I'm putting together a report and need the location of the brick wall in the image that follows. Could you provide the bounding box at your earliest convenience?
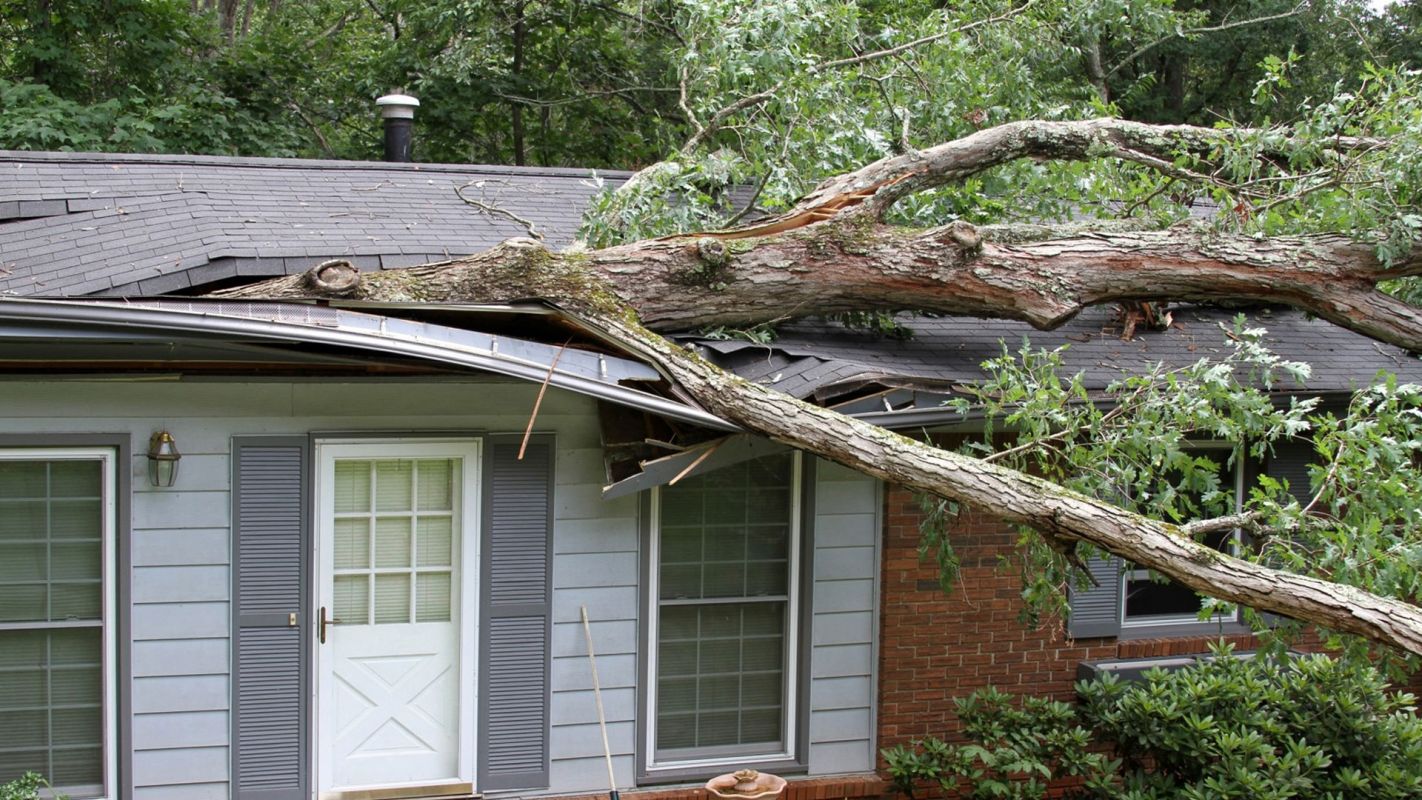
[877,483,1265,752]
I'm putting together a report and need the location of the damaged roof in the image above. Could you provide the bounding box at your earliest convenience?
[686,305,1422,422]
[0,150,623,297]
[3,150,1419,424]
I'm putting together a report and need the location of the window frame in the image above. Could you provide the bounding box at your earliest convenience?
[1119,442,1244,630]
[639,452,812,780]
[0,446,119,800]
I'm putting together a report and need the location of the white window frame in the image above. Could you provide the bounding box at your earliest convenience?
[0,448,118,800]
[643,453,802,773]
[1120,442,1243,629]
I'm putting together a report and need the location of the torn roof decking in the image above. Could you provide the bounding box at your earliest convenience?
[0,151,628,297]
[685,305,1422,424]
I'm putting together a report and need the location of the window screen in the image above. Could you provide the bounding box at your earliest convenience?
[0,458,108,797]
[654,453,795,760]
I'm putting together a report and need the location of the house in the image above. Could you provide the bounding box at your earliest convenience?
[1,150,1418,800]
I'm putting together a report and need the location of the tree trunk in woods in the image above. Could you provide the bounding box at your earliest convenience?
[213,117,1422,656]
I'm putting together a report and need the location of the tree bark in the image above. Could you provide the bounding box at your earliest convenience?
[210,117,1422,655]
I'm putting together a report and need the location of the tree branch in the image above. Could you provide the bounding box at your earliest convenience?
[1104,1,1308,80]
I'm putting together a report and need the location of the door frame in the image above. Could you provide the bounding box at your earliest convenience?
[311,438,482,798]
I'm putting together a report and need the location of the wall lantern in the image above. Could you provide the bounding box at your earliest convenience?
[147,431,181,488]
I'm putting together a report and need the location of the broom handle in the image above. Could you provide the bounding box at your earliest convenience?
[581,605,619,798]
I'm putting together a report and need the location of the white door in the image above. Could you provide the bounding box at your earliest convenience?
[316,441,480,796]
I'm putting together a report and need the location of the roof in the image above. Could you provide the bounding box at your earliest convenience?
[0,150,624,297]
[687,305,1422,425]
[3,150,1419,426]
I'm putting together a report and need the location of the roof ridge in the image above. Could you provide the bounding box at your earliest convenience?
[0,149,636,180]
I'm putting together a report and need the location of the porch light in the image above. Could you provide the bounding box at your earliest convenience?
[147,431,181,487]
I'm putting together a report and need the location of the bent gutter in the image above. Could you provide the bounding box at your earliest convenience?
[0,298,737,432]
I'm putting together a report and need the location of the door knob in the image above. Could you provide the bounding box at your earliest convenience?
[319,606,342,644]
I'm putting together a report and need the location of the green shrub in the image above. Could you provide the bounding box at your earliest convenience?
[882,646,1422,799]
[0,773,60,800]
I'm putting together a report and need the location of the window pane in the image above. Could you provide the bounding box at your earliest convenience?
[374,574,411,624]
[334,519,370,569]
[416,460,453,511]
[374,461,413,512]
[334,461,371,513]
[334,575,369,625]
[1125,577,1205,619]
[374,517,412,568]
[416,517,452,567]
[415,572,451,623]
[0,461,46,497]
[49,461,100,498]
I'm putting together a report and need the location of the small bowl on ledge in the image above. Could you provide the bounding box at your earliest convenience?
[706,769,788,800]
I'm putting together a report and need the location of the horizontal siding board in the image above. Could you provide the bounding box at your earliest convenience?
[809,708,873,743]
[132,565,230,603]
[810,676,872,711]
[549,721,635,759]
[131,746,229,786]
[550,687,635,726]
[552,586,637,623]
[132,602,229,641]
[132,528,228,567]
[808,739,873,774]
[134,489,230,529]
[133,711,229,750]
[812,513,878,548]
[552,551,638,589]
[550,653,636,691]
[133,675,229,714]
[813,479,877,515]
[812,611,874,646]
[552,619,636,657]
[133,782,230,800]
[813,578,875,614]
[549,755,635,793]
[552,517,637,555]
[814,546,876,581]
[133,638,229,677]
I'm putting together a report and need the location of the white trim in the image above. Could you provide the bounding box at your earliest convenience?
[0,447,117,800]
[644,453,802,772]
[312,438,482,796]
[1120,443,1244,628]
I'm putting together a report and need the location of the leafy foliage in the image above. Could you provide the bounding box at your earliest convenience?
[0,773,64,800]
[884,648,1422,799]
[915,318,1422,668]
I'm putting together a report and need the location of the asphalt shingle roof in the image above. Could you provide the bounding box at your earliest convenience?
[691,305,1422,400]
[0,151,625,296]
[3,150,1418,399]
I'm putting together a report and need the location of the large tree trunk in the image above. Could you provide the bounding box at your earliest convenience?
[212,118,1422,655]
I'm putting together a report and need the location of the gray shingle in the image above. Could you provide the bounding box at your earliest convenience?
[0,150,624,296]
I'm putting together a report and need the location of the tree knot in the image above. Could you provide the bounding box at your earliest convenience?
[302,259,361,297]
[696,237,729,267]
[946,220,982,254]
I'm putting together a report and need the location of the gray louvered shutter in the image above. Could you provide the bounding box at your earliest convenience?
[232,437,310,800]
[479,434,553,791]
[1068,555,1122,638]
[1268,439,1315,503]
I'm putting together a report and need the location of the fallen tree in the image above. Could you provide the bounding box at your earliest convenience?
[216,116,1422,656]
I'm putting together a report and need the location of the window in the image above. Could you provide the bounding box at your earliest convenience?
[0,450,116,799]
[646,453,801,770]
[1121,446,1242,627]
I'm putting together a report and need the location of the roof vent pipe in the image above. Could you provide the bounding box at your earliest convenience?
[375,93,420,162]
